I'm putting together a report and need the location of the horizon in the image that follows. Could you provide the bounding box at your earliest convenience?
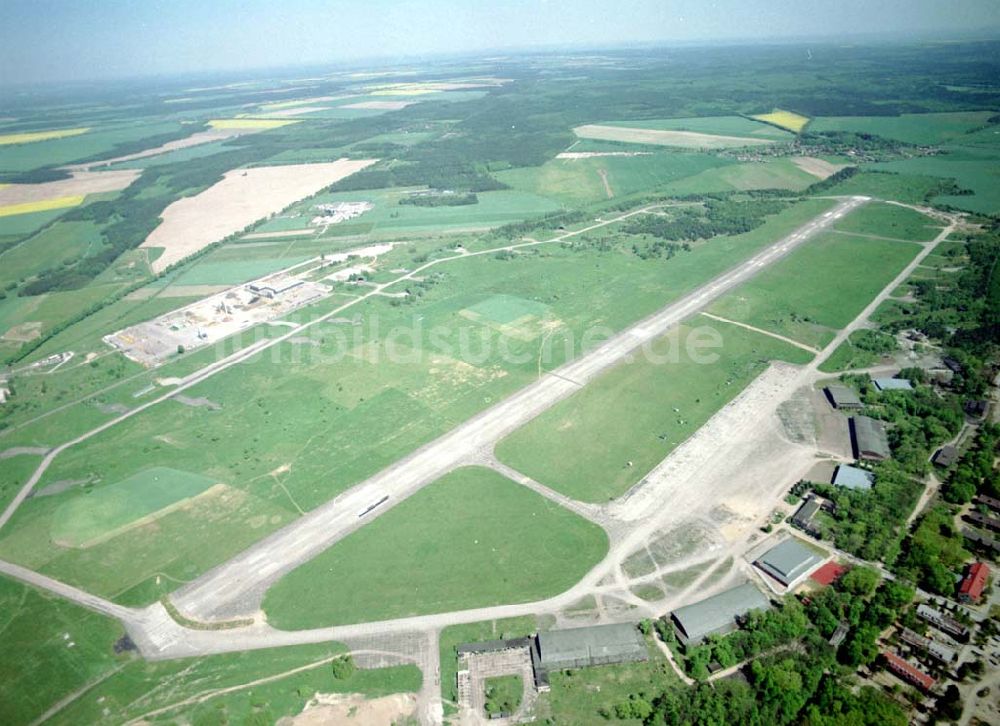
[2,0,999,87]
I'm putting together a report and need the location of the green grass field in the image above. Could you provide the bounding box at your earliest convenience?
[0,199,836,602]
[0,121,187,173]
[496,324,813,503]
[496,152,732,204]
[0,221,103,288]
[0,574,420,726]
[51,467,218,547]
[831,201,942,242]
[813,170,959,205]
[707,230,923,348]
[262,467,608,628]
[817,329,899,373]
[658,158,818,195]
[808,112,994,145]
[873,149,1000,215]
[252,187,562,237]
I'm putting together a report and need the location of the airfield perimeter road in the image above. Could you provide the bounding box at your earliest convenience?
[169,195,869,622]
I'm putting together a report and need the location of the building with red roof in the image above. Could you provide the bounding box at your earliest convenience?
[883,652,936,692]
[958,562,989,603]
[810,562,848,587]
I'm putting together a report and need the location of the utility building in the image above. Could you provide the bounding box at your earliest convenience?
[850,415,890,461]
[670,583,771,644]
[873,378,913,392]
[536,624,647,671]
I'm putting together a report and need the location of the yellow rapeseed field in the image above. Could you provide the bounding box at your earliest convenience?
[0,127,90,145]
[0,195,84,217]
[751,109,810,133]
[207,119,297,130]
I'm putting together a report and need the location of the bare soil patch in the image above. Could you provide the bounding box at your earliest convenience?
[792,156,849,179]
[279,692,417,726]
[342,100,416,111]
[0,170,139,205]
[66,128,251,171]
[140,159,376,272]
[574,124,777,149]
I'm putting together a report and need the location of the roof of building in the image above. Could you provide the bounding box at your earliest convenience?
[874,377,913,391]
[755,537,823,586]
[457,637,531,655]
[792,497,822,525]
[959,562,990,601]
[933,445,959,467]
[916,604,969,636]
[852,415,891,459]
[963,528,1000,552]
[825,385,862,408]
[832,465,875,491]
[537,623,646,667]
[670,583,771,644]
[810,562,848,587]
[975,494,1000,512]
[883,652,936,691]
[967,511,1000,530]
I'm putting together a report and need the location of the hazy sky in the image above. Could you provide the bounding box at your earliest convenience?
[1,0,998,84]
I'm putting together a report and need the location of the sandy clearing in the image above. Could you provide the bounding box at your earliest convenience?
[792,156,849,179]
[574,124,777,149]
[65,129,251,171]
[252,105,332,117]
[556,151,653,159]
[280,692,417,726]
[140,159,377,273]
[0,169,140,205]
[342,100,415,111]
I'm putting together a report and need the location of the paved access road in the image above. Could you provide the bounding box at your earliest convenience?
[169,196,869,622]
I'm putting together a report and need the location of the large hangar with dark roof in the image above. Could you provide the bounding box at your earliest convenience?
[850,415,890,461]
[670,583,771,644]
[537,623,647,671]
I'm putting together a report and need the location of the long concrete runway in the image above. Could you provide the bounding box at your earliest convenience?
[170,195,869,622]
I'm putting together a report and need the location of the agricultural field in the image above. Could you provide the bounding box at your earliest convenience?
[707,228,923,348]
[573,123,779,149]
[262,467,608,628]
[0,127,90,146]
[495,323,812,502]
[808,111,995,145]
[495,152,732,204]
[751,109,810,133]
[657,157,819,195]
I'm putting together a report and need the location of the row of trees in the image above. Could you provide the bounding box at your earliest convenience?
[623,199,788,243]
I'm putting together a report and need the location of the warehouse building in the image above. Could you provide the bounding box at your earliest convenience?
[247,275,304,299]
[873,377,913,392]
[537,623,647,671]
[669,583,771,645]
[850,415,891,461]
[832,464,874,491]
[754,537,824,588]
[824,385,863,410]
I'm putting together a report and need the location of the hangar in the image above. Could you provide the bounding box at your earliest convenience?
[755,537,823,588]
[670,583,771,644]
[850,415,890,461]
[537,623,647,671]
[824,385,862,410]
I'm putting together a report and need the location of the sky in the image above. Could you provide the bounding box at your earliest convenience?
[1,0,998,85]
